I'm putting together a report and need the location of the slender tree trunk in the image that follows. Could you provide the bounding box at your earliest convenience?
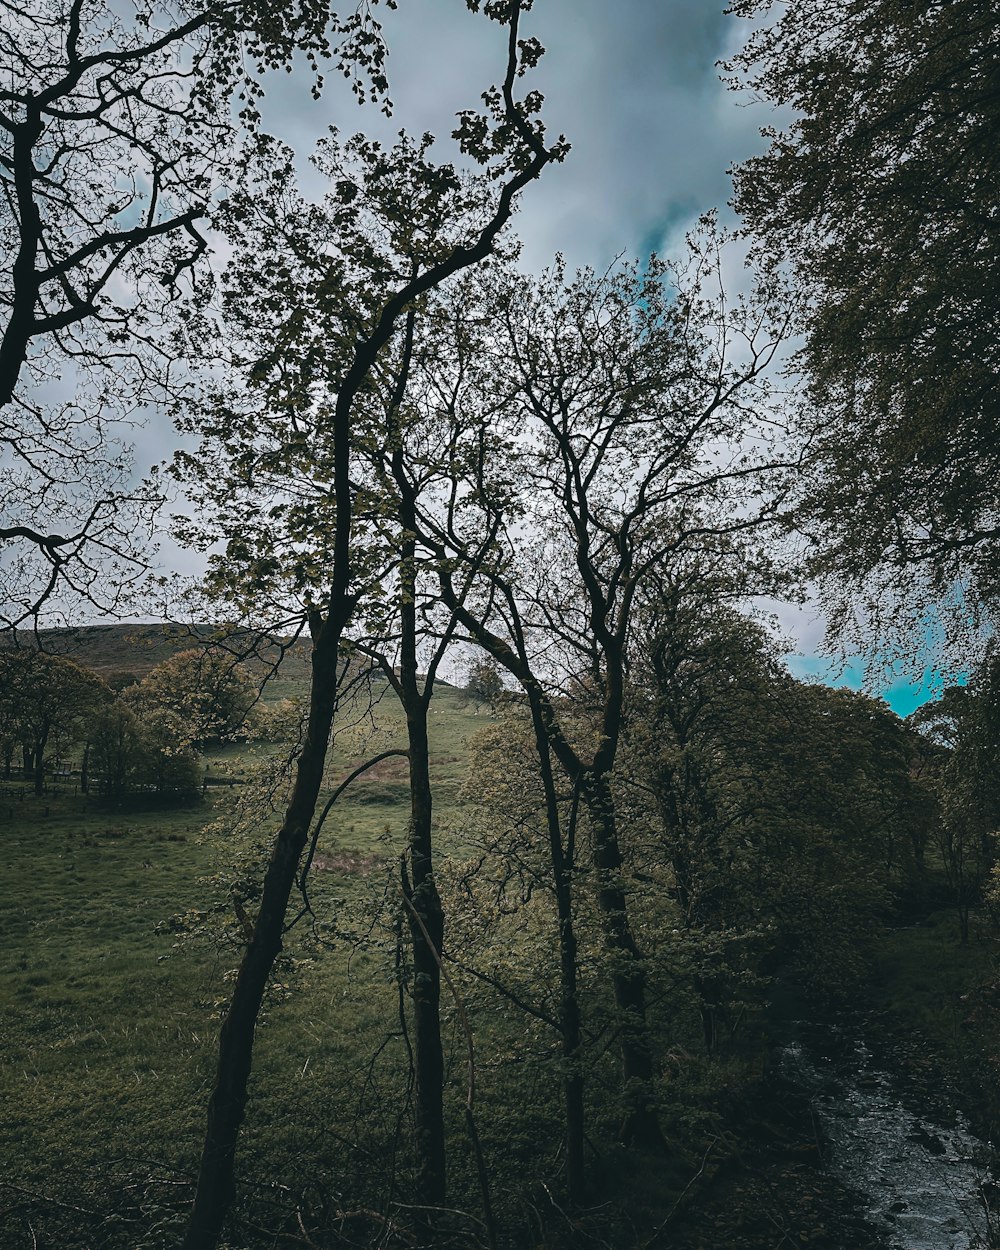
[398,534,447,1210]
[582,770,664,1150]
[958,891,970,945]
[80,741,90,795]
[527,696,584,1201]
[32,741,44,795]
[402,711,446,1207]
[559,922,585,1197]
[436,607,664,1157]
[182,619,343,1250]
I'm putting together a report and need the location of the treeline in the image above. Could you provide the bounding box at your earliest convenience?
[0,647,259,800]
[164,208,998,1245]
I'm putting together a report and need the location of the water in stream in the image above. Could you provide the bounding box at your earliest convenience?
[781,1024,995,1250]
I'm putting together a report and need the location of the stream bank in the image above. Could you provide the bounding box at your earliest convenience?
[663,1067,892,1250]
[665,972,997,1249]
[779,1017,994,1249]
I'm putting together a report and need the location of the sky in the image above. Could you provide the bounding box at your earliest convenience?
[142,0,947,715]
[257,0,764,271]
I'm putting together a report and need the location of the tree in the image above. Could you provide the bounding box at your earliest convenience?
[88,700,142,798]
[350,311,465,1210]
[0,648,110,792]
[171,6,566,1243]
[447,698,589,1202]
[131,706,202,798]
[465,657,505,710]
[407,235,789,1149]
[126,647,256,747]
[0,0,395,625]
[729,0,1000,630]
[912,656,1000,942]
[631,577,926,1015]
[90,697,201,800]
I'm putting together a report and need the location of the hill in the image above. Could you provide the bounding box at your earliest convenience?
[0,622,314,694]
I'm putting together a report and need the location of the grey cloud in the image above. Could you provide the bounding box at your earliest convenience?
[253,0,769,269]
[145,2,835,663]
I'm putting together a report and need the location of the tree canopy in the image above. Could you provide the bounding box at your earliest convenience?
[729,0,1000,630]
[8,4,999,1247]
[0,0,397,626]
[0,647,110,791]
[126,647,257,747]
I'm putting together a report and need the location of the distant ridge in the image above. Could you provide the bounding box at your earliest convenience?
[0,623,312,685]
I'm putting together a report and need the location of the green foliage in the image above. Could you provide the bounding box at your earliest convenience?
[88,698,201,805]
[873,909,1000,1141]
[730,0,1000,622]
[0,630,964,1248]
[915,651,1000,941]
[464,657,505,709]
[0,649,111,787]
[125,647,257,748]
[88,701,144,797]
[629,579,926,1016]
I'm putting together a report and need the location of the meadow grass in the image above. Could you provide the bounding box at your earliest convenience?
[0,679,517,1245]
[0,667,760,1249]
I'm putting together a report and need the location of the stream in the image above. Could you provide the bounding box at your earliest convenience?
[779,1021,995,1249]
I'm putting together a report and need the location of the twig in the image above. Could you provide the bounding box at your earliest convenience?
[640,1136,720,1250]
[293,747,409,919]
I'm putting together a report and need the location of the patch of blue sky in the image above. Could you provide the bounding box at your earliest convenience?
[637,203,698,265]
[785,653,967,718]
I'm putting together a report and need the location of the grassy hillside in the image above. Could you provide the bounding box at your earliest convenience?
[0,635,517,1247]
[0,622,314,690]
[5,627,993,1250]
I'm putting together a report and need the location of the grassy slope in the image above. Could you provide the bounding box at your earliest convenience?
[8,628,995,1246]
[0,642,503,1246]
[0,622,314,687]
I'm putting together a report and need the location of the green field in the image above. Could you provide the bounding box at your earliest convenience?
[4,632,997,1250]
[0,669,519,1249]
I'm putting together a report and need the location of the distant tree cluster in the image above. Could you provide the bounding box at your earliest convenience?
[0,649,107,794]
[0,644,256,801]
[464,658,505,710]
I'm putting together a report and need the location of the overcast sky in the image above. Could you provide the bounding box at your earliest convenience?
[154,0,942,713]
[257,0,764,270]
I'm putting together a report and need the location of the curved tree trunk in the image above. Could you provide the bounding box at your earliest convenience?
[182,619,342,1250]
